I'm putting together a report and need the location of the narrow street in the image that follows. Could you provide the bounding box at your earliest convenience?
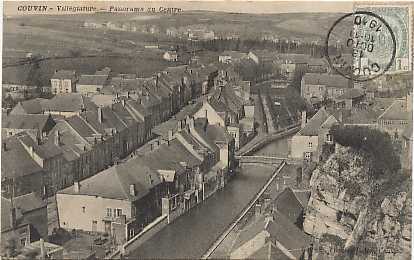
[127,136,294,259]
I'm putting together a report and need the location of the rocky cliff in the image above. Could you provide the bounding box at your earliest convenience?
[303,145,411,259]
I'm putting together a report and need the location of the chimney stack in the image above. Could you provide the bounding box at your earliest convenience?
[3,142,7,151]
[10,207,17,228]
[129,184,136,196]
[74,181,80,193]
[54,130,60,146]
[98,107,103,124]
[127,91,130,99]
[301,111,307,128]
[168,130,174,141]
[121,99,126,107]
[40,238,46,260]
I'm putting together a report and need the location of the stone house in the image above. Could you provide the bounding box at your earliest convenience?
[290,108,339,162]
[56,160,162,245]
[50,70,77,94]
[301,73,353,106]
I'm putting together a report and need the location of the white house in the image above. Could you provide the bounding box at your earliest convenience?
[290,108,339,161]
[163,51,178,62]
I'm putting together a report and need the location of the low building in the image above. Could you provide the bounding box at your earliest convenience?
[50,70,77,95]
[334,88,366,109]
[76,74,108,95]
[42,93,97,118]
[56,159,162,245]
[163,51,178,62]
[1,193,48,258]
[377,98,411,139]
[230,210,312,260]
[218,51,248,64]
[290,108,339,162]
[2,113,56,138]
[301,73,353,105]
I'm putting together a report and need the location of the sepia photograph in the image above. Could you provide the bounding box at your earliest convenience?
[1,1,412,259]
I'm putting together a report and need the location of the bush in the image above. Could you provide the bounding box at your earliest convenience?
[330,125,401,177]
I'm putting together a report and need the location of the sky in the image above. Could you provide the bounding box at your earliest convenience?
[3,1,355,16]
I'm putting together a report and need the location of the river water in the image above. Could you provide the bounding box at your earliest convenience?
[127,136,293,259]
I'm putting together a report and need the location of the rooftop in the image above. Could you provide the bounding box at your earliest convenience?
[43,93,97,112]
[59,158,161,201]
[52,70,76,80]
[298,108,331,136]
[2,113,54,130]
[303,73,351,89]
[378,99,411,121]
[77,74,108,86]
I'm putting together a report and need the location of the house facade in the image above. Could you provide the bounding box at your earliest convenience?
[50,70,77,94]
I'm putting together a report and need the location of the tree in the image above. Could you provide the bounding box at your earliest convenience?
[330,125,401,176]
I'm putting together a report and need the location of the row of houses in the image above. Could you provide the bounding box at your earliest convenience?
[218,50,328,80]
[55,113,235,245]
[290,93,412,170]
[1,60,257,254]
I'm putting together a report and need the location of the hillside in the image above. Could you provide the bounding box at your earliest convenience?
[303,145,411,259]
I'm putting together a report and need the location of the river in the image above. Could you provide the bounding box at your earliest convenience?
[127,136,293,259]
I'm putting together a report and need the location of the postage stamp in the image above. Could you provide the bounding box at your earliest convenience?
[325,4,411,82]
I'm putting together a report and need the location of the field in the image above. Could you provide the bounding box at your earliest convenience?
[3,11,347,85]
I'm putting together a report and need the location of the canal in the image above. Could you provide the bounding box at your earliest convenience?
[127,135,293,259]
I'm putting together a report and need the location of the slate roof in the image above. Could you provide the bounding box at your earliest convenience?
[298,108,331,136]
[1,135,45,179]
[17,133,63,159]
[77,74,107,86]
[273,187,304,224]
[211,85,244,114]
[335,88,365,100]
[13,98,48,114]
[205,124,232,144]
[59,158,161,201]
[378,99,411,121]
[343,108,380,125]
[293,190,311,209]
[140,139,202,170]
[43,94,97,112]
[2,113,53,131]
[52,70,76,80]
[266,211,312,259]
[303,73,351,89]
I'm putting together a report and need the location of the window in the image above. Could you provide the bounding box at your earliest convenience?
[116,208,122,217]
[305,152,311,159]
[106,208,112,217]
[308,142,313,148]
[82,206,86,213]
[20,238,26,246]
[326,134,333,142]
[129,229,135,238]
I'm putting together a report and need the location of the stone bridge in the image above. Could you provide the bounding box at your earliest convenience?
[236,155,286,166]
[236,123,301,157]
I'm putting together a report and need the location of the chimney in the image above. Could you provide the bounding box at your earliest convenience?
[156,74,159,89]
[74,181,80,193]
[188,117,195,130]
[3,142,7,151]
[98,107,103,124]
[40,238,46,259]
[54,130,60,146]
[129,184,136,196]
[168,130,174,141]
[127,91,130,99]
[301,111,307,128]
[138,98,142,105]
[121,99,126,107]
[10,207,17,228]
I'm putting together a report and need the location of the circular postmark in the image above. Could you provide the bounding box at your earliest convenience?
[325,11,396,82]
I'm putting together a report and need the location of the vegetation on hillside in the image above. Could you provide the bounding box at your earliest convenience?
[330,125,401,177]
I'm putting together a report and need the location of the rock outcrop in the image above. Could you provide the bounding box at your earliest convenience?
[303,145,411,259]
